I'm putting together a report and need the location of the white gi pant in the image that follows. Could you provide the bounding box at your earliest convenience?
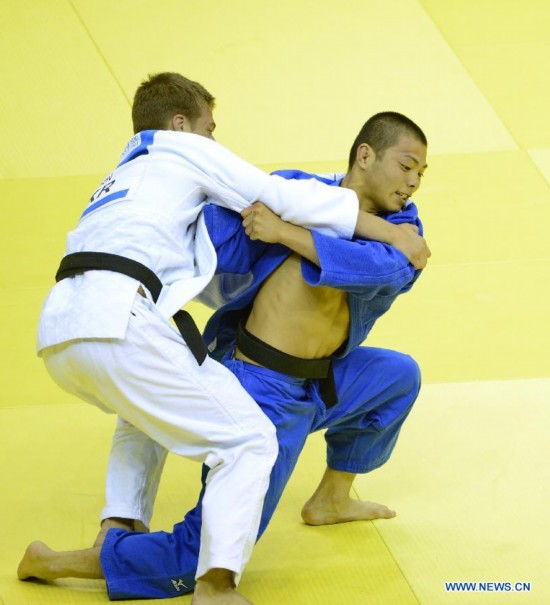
[42,292,278,582]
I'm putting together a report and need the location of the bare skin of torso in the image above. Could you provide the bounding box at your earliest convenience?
[235,252,349,363]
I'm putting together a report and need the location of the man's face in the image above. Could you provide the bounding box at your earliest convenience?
[362,135,427,214]
[184,104,216,140]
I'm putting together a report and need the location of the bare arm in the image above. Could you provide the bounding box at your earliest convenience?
[241,202,319,265]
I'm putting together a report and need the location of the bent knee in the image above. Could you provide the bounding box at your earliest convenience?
[382,352,421,402]
[400,354,421,392]
[239,414,278,463]
[255,417,278,463]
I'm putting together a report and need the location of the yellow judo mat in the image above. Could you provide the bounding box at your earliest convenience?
[1,0,549,603]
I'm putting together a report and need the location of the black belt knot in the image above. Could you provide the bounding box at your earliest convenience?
[56,252,207,365]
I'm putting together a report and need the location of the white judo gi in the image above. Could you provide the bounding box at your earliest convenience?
[37,130,359,582]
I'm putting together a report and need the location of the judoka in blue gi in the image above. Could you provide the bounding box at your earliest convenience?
[18,111,430,602]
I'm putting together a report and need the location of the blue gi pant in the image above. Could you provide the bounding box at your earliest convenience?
[101,346,420,600]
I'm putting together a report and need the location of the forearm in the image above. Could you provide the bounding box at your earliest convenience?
[354,211,399,244]
[277,223,320,266]
[257,174,358,239]
[303,232,416,294]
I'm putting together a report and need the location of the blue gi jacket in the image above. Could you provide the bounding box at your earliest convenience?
[201,169,423,362]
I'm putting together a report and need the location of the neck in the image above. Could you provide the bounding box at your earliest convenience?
[341,172,376,214]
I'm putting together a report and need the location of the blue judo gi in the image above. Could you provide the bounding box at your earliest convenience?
[100,170,424,600]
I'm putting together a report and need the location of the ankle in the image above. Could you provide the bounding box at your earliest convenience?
[197,568,235,592]
[101,517,135,531]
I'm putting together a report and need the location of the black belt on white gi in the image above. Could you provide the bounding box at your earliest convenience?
[236,321,338,408]
[55,252,207,365]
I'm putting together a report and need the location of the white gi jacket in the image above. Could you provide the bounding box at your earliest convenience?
[37,130,359,352]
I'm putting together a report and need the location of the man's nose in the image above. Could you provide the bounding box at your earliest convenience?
[408,173,420,190]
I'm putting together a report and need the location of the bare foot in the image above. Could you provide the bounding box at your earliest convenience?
[18,541,103,581]
[301,495,396,526]
[192,569,252,605]
[93,517,137,547]
[18,541,57,580]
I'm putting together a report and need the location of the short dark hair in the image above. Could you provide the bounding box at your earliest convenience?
[347,112,427,170]
[131,72,215,134]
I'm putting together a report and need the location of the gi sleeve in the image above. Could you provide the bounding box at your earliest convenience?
[169,133,359,239]
[301,230,421,299]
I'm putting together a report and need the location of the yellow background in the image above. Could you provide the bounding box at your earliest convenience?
[1,1,549,603]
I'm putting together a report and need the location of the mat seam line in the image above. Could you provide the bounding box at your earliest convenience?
[67,0,132,107]
[351,485,421,603]
[371,518,422,605]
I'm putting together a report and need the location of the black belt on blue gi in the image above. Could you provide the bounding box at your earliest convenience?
[55,251,207,365]
[236,320,338,408]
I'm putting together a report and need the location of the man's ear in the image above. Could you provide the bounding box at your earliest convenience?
[356,143,372,169]
[169,113,188,132]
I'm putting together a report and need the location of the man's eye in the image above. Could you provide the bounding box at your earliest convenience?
[400,164,411,171]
